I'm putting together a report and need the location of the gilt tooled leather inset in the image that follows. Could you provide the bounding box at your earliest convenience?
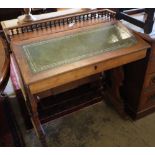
[22,24,137,73]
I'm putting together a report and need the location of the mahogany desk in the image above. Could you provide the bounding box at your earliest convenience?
[1,9,150,146]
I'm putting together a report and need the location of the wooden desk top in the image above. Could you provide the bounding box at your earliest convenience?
[13,23,137,74]
[10,20,150,94]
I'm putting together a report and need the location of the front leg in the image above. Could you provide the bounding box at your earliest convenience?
[26,86,47,146]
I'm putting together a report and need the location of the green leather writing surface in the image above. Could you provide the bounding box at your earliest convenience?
[22,24,137,73]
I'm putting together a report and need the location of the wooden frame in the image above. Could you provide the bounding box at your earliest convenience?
[11,21,149,95]
[3,9,150,146]
[0,34,10,94]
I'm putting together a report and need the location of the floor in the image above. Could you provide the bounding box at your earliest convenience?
[5,79,155,147]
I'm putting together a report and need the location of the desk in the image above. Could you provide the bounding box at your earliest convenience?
[1,9,150,146]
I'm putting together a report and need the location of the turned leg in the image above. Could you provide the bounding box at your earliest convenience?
[26,86,47,146]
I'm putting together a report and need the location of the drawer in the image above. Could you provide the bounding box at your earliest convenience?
[144,73,155,88]
[139,89,155,111]
[147,58,155,74]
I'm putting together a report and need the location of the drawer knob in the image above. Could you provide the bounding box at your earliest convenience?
[94,65,97,70]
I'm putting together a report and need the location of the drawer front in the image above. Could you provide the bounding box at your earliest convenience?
[147,58,155,74]
[139,89,155,111]
[144,73,155,88]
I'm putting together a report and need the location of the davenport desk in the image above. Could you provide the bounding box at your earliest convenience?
[1,9,150,146]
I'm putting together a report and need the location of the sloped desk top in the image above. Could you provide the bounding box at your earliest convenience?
[22,24,137,73]
[11,21,150,94]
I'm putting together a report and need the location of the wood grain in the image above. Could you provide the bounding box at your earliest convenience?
[120,12,155,119]
[0,36,10,93]
[11,21,150,94]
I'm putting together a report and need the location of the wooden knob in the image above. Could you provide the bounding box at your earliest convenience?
[94,65,97,70]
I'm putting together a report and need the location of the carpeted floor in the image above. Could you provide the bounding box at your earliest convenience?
[5,79,155,147]
[10,98,155,147]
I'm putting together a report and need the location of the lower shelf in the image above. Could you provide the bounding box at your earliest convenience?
[38,82,102,123]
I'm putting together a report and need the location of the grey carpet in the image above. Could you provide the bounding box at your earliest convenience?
[10,98,155,147]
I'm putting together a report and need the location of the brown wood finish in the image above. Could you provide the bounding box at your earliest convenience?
[119,12,155,119]
[26,86,47,146]
[38,81,102,123]
[0,36,10,93]
[147,58,155,74]
[29,48,147,94]
[2,10,150,145]
[37,74,101,98]
[11,21,149,94]
[103,66,127,117]
[3,9,115,42]
[139,88,155,110]
[144,73,155,89]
